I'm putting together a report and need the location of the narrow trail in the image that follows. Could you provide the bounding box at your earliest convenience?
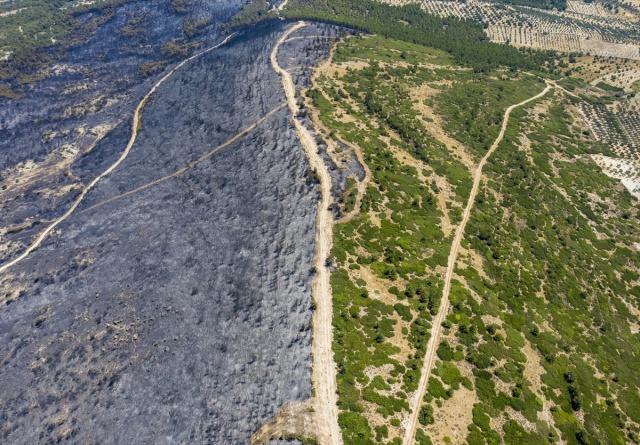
[271,0,288,12]
[544,78,581,100]
[306,39,372,225]
[0,34,236,275]
[79,104,284,215]
[271,22,342,445]
[402,82,553,445]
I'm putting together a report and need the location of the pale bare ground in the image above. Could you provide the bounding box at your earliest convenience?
[456,246,490,282]
[0,123,114,199]
[521,339,565,442]
[423,326,478,444]
[0,33,236,275]
[326,60,370,77]
[408,83,475,173]
[269,22,342,445]
[0,137,101,261]
[251,399,318,444]
[580,38,640,60]
[425,385,478,444]
[0,7,24,17]
[402,82,554,445]
[590,154,640,199]
[619,295,640,334]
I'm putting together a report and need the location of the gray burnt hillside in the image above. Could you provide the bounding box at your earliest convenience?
[0,7,343,443]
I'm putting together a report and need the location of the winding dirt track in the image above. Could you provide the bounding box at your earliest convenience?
[402,82,553,445]
[271,22,342,445]
[307,39,372,225]
[79,104,284,215]
[0,34,236,275]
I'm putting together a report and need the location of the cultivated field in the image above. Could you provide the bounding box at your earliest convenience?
[386,0,640,59]
[579,98,640,160]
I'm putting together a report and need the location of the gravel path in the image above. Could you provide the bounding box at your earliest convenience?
[402,82,554,445]
[271,22,343,445]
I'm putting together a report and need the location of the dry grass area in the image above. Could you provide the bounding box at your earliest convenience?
[251,399,318,444]
[424,384,478,444]
[567,55,640,83]
[456,247,490,282]
[591,65,640,90]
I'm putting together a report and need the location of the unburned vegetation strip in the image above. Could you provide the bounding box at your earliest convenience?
[309,30,640,445]
[438,90,640,444]
[313,36,468,445]
[307,34,561,445]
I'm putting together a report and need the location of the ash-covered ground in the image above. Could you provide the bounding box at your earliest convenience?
[0,18,344,444]
[275,27,363,219]
[0,0,242,260]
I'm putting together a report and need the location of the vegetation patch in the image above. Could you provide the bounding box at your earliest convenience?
[283,0,558,72]
[307,25,640,445]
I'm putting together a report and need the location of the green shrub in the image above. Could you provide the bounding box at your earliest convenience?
[418,404,435,426]
[472,404,491,432]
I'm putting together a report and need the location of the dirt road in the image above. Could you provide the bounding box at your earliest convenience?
[402,82,553,445]
[0,34,236,275]
[271,22,343,445]
[80,104,284,214]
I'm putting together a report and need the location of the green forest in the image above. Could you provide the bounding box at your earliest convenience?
[282,0,559,72]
